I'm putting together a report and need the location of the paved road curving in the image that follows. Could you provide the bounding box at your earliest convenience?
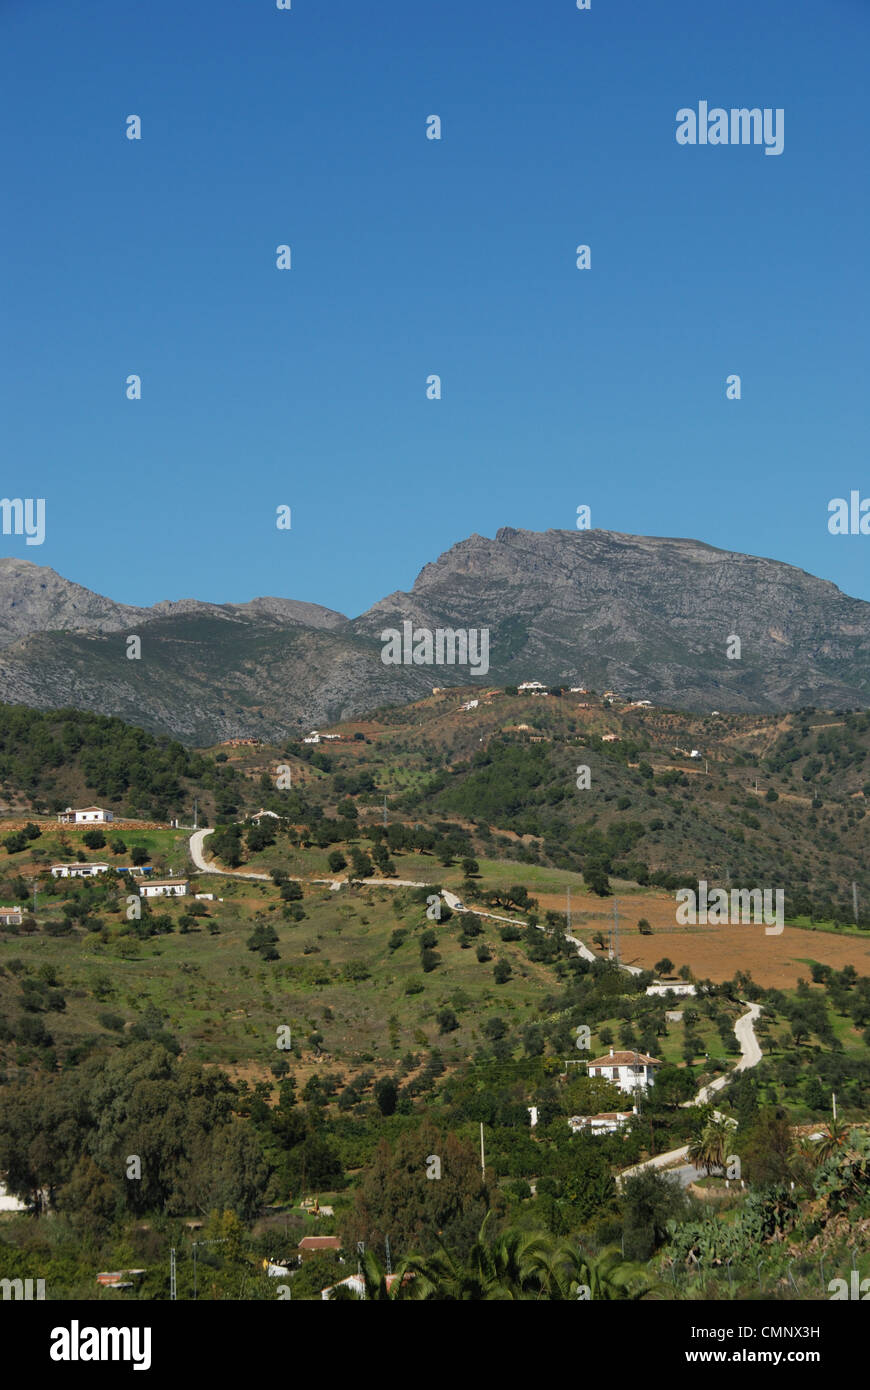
[617,1001,763,1185]
[187,828,764,1163]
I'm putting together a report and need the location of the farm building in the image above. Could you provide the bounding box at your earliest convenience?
[57,806,114,824]
[139,879,189,898]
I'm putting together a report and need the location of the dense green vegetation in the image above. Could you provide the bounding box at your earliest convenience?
[0,697,868,1300]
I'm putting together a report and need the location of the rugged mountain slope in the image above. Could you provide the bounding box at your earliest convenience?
[0,530,867,742]
[355,528,870,712]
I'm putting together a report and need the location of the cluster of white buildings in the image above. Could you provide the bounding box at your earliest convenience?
[566,1050,661,1138]
[48,863,190,898]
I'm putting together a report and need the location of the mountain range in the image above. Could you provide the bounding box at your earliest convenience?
[0,528,867,744]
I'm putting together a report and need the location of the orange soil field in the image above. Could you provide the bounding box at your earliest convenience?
[532,889,870,989]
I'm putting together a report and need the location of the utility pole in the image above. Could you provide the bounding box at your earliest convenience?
[385,1235,392,1277]
[833,1091,837,1122]
[193,797,198,831]
[383,796,388,828]
[170,1247,176,1302]
[192,1238,228,1300]
[612,899,620,966]
[480,1122,486,1180]
[853,882,859,926]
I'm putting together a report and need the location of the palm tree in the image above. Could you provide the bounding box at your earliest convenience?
[688,1115,732,1176]
[551,1244,658,1301]
[399,1213,558,1300]
[812,1118,848,1165]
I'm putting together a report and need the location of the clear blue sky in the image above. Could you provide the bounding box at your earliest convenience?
[1,0,868,615]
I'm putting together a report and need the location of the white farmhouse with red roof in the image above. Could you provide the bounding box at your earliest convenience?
[586,1047,661,1094]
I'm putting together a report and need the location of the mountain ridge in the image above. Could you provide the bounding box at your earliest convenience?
[0,529,867,742]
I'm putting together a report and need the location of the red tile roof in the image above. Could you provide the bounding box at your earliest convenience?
[587,1051,661,1067]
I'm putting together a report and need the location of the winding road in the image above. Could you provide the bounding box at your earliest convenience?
[188,828,764,1179]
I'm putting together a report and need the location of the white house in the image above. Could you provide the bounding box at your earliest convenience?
[51,863,110,878]
[57,806,114,824]
[461,699,479,711]
[586,1048,661,1094]
[139,879,189,898]
[569,1110,635,1136]
[646,983,696,998]
[518,681,547,692]
[250,809,280,824]
[689,749,701,759]
[0,905,23,926]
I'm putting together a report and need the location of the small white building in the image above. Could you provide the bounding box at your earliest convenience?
[518,681,547,692]
[302,732,321,744]
[587,1048,661,1094]
[0,905,23,926]
[646,983,696,998]
[57,806,114,824]
[250,809,280,824]
[139,878,189,898]
[51,863,110,878]
[461,699,479,711]
[569,1110,635,1136]
[689,749,701,759]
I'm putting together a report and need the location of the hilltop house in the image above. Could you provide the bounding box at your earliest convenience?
[251,809,280,824]
[302,732,321,744]
[139,878,189,899]
[518,681,547,692]
[646,983,697,998]
[586,1048,661,1094]
[57,806,113,824]
[461,699,479,711]
[0,906,23,926]
[51,863,110,878]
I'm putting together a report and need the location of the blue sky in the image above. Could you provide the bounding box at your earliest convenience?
[1,0,868,616]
